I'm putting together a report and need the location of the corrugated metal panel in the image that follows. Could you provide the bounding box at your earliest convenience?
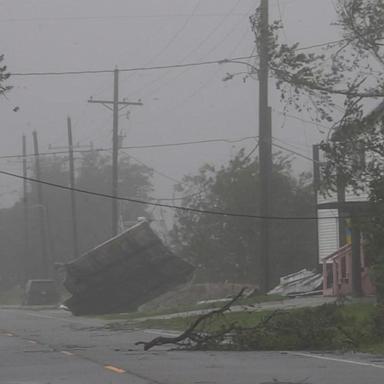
[63,220,194,315]
[318,209,339,262]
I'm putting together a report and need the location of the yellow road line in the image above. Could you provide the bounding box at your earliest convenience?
[104,365,126,374]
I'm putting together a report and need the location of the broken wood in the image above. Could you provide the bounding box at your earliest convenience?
[135,287,247,351]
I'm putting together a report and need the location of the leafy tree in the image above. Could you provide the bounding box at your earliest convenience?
[249,0,384,300]
[170,150,317,285]
[0,151,153,286]
[0,54,11,96]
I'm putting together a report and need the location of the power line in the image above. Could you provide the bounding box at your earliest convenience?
[273,136,311,151]
[127,0,247,99]
[271,141,317,163]
[138,0,203,72]
[0,136,257,161]
[149,25,254,116]
[243,142,259,162]
[0,169,373,221]
[8,38,344,78]
[9,55,257,77]
[272,108,329,130]
[295,39,345,51]
[124,152,181,185]
[0,13,251,23]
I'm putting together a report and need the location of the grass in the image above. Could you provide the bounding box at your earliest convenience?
[124,301,384,355]
[360,342,384,354]
[136,302,375,332]
[134,309,269,332]
[92,293,286,322]
[0,286,24,305]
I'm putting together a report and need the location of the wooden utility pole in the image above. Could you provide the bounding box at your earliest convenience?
[351,220,362,296]
[88,68,143,236]
[312,144,321,270]
[337,171,347,247]
[258,0,272,292]
[67,117,79,260]
[22,134,28,282]
[112,68,120,238]
[32,131,49,277]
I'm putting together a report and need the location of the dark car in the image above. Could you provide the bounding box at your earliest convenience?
[24,279,60,305]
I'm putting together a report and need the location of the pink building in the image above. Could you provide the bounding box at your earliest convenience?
[315,102,384,298]
[322,243,376,297]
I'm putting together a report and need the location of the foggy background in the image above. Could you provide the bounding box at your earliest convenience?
[0,0,338,208]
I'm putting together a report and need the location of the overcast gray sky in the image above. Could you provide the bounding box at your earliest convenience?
[0,0,339,207]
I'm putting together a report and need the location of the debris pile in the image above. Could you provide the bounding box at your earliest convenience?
[63,220,194,315]
[268,269,323,297]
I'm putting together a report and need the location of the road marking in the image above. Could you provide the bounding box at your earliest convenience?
[104,365,126,374]
[289,352,384,369]
[3,332,14,337]
[27,340,37,344]
[61,350,74,356]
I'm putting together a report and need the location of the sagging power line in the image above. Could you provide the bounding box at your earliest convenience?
[0,169,377,222]
[0,136,258,160]
[8,39,346,78]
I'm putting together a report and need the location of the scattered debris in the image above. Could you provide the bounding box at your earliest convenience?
[135,288,247,351]
[268,269,323,297]
[196,298,231,306]
[63,220,194,315]
[136,296,362,352]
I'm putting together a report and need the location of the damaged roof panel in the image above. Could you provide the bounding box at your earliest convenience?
[268,269,323,297]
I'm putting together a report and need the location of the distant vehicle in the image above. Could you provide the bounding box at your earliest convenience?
[24,279,60,305]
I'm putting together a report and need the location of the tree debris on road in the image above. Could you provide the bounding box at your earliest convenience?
[135,288,247,351]
[136,289,383,352]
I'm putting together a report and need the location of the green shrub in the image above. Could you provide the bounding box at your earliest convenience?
[230,304,363,351]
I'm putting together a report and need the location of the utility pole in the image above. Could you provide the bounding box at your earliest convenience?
[88,67,143,236]
[351,219,362,296]
[258,0,272,292]
[48,124,92,260]
[312,144,321,270]
[32,131,49,277]
[67,117,80,260]
[337,171,347,247]
[22,134,28,283]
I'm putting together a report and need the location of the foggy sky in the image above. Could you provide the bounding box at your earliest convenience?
[0,0,338,208]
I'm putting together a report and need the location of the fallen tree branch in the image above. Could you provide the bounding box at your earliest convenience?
[135,287,247,351]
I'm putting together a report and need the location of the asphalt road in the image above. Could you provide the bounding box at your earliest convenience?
[1,308,384,384]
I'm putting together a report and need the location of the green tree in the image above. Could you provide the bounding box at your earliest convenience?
[0,151,153,285]
[0,54,11,96]
[171,150,317,285]
[249,0,384,300]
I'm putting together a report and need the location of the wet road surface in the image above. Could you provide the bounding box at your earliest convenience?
[1,308,383,384]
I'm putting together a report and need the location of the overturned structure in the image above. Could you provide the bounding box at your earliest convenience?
[63,220,194,315]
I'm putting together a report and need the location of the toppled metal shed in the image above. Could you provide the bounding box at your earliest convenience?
[63,220,194,315]
[268,269,323,297]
